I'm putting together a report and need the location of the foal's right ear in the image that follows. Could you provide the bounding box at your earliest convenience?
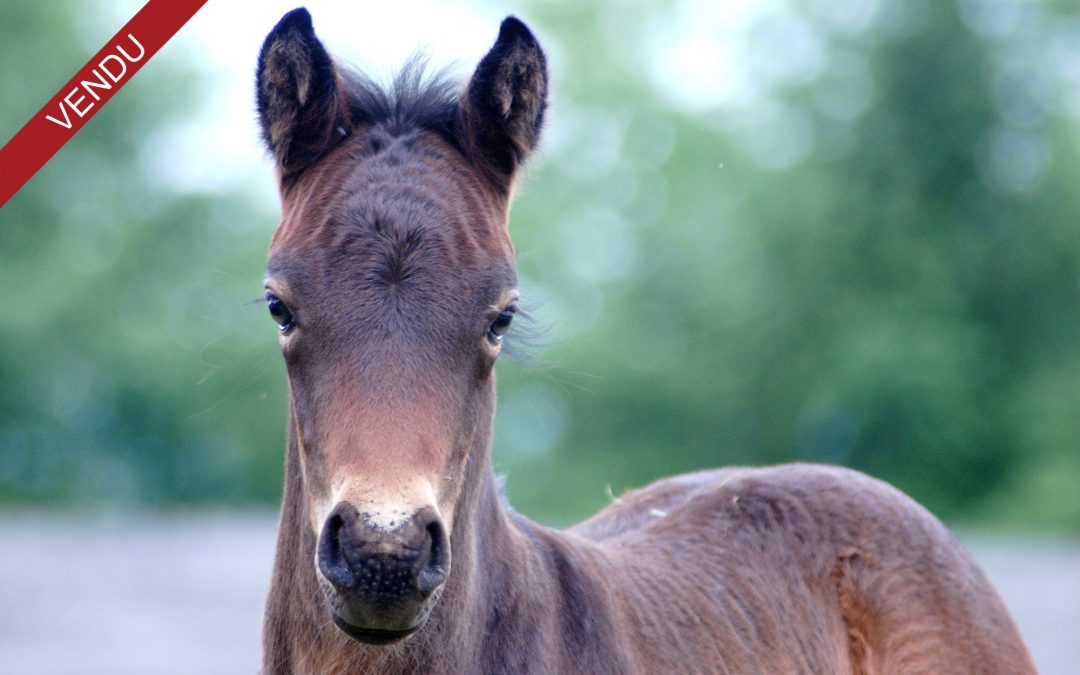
[461,17,548,190]
[256,8,352,178]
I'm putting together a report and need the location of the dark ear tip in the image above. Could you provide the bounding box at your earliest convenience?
[498,16,538,45]
[257,7,318,83]
[273,7,314,36]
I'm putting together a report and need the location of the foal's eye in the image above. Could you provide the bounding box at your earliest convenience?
[487,306,516,345]
[266,293,296,334]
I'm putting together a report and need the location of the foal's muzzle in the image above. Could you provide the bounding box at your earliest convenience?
[316,501,449,644]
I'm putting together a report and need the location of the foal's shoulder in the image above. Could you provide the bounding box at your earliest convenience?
[564,465,1032,673]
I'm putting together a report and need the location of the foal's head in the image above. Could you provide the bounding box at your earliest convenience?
[256,9,546,643]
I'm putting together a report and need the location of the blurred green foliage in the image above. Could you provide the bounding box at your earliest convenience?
[0,0,284,505]
[1,0,1077,531]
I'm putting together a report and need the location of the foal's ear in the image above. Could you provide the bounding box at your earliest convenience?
[461,17,548,187]
[256,8,351,177]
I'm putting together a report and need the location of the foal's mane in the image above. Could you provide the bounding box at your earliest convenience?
[340,56,463,144]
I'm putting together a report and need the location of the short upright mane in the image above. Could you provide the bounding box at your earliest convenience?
[341,57,462,144]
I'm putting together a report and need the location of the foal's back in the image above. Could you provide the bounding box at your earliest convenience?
[567,464,1035,674]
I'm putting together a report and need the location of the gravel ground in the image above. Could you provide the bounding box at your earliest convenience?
[0,511,1076,674]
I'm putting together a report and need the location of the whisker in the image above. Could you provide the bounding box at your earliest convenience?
[188,358,275,419]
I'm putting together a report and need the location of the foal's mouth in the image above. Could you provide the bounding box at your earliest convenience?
[331,611,423,645]
[317,566,444,645]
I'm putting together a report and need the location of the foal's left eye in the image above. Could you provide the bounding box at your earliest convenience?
[266,293,296,334]
[487,306,516,345]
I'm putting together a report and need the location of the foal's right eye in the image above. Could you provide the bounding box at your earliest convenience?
[266,293,296,334]
[487,306,516,345]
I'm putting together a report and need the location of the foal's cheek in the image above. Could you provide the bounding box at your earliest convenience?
[472,346,499,381]
[285,374,326,461]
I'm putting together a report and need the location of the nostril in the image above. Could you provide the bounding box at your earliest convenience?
[426,521,444,567]
[417,520,448,597]
[318,513,355,590]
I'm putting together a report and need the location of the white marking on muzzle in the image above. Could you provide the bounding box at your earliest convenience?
[363,508,413,532]
[331,477,440,534]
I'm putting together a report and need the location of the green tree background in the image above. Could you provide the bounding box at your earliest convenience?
[1,0,1077,531]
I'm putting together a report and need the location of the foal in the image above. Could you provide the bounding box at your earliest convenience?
[255,9,1034,674]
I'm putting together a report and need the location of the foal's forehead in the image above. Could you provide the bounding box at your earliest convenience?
[277,131,507,246]
[268,129,516,303]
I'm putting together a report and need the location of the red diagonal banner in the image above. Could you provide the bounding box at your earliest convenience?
[0,0,208,209]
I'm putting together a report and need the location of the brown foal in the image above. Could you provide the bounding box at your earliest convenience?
[255,9,1035,674]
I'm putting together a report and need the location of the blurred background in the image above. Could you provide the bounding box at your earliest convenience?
[1,0,1077,672]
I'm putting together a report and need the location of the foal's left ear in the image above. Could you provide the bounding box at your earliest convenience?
[256,8,352,178]
[461,17,548,188]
